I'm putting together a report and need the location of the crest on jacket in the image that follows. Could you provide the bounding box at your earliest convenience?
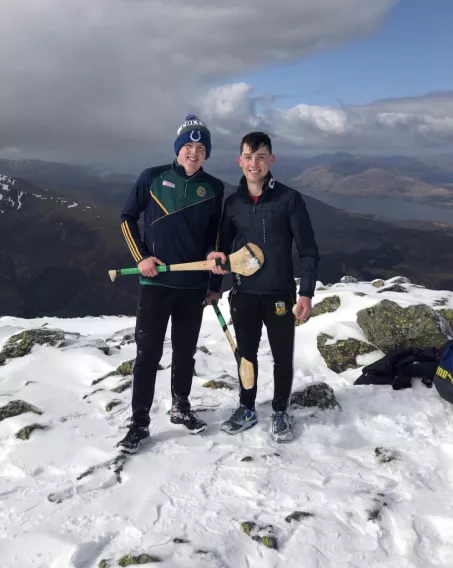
[275,301,287,316]
[196,186,206,197]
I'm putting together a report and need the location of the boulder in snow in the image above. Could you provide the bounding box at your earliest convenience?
[290,381,340,410]
[241,522,278,550]
[285,511,314,523]
[317,334,377,374]
[357,300,452,353]
[202,380,232,390]
[15,423,48,440]
[377,283,408,293]
[0,329,65,365]
[439,308,453,329]
[0,400,43,422]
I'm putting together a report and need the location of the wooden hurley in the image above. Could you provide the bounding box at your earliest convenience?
[211,301,254,390]
[108,243,264,282]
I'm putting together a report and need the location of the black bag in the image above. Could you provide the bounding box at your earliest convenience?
[433,339,453,404]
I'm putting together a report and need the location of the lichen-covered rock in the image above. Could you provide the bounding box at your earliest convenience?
[434,297,450,307]
[0,329,65,365]
[357,300,451,353]
[106,399,122,412]
[296,295,341,327]
[0,400,43,422]
[111,380,132,394]
[290,382,340,410]
[15,423,48,440]
[241,456,254,462]
[371,279,385,288]
[241,522,278,550]
[317,334,377,373]
[202,380,232,390]
[98,560,113,568]
[117,359,135,376]
[312,295,341,317]
[118,553,161,566]
[377,283,408,293]
[92,359,142,386]
[173,538,190,544]
[355,292,367,297]
[375,447,399,464]
[197,346,210,355]
[439,308,453,329]
[340,276,358,284]
[285,511,314,523]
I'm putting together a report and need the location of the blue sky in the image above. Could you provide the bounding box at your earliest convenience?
[236,0,453,108]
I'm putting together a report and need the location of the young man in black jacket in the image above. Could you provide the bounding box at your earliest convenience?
[117,114,224,453]
[209,132,319,442]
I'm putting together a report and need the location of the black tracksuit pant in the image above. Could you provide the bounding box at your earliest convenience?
[131,285,206,427]
[230,291,295,412]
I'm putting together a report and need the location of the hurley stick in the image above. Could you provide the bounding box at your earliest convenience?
[211,301,254,390]
[109,242,264,282]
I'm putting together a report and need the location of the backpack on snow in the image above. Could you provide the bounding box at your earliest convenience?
[433,339,453,404]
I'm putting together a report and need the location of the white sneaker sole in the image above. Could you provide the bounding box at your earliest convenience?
[117,435,151,454]
[220,419,258,435]
[184,423,207,434]
[271,431,294,443]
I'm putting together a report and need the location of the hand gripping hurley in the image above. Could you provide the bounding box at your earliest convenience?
[108,243,264,282]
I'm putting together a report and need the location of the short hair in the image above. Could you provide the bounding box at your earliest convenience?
[240,132,272,154]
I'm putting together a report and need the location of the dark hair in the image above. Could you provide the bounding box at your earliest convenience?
[240,132,272,154]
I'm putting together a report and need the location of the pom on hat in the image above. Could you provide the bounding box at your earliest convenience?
[174,114,212,159]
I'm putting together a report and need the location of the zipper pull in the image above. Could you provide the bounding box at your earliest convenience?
[253,204,256,213]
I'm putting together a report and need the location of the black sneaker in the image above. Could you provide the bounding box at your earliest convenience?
[170,399,207,434]
[116,425,151,454]
[270,410,294,443]
[220,404,258,435]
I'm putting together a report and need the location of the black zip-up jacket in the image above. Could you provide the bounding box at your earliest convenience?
[120,161,224,291]
[218,173,319,297]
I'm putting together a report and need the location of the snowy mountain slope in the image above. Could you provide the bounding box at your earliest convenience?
[1,281,453,567]
[0,173,93,215]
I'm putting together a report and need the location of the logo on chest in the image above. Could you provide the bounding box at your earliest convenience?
[162,180,176,188]
[196,186,206,197]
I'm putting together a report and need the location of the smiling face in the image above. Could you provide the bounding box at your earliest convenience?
[177,142,207,176]
[238,143,275,185]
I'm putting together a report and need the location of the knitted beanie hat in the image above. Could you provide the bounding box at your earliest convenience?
[174,114,212,159]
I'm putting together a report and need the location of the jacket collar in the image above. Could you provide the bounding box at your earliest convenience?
[237,171,276,200]
[171,159,204,179]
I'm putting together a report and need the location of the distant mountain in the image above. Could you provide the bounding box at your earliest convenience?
[0,174,137,318]
[1,170,453,318]
[291,165,453,206]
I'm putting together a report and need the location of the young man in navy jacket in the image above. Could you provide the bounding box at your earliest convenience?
[117,115,224,453]
[209,132,319,442]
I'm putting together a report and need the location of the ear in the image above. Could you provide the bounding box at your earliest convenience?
[237,155,242,168]
[270,154,275,164]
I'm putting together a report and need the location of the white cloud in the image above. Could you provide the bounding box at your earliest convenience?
[0,0,398,167]
[201,86,453,156]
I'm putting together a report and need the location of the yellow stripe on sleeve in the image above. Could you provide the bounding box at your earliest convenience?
[121,221,142,262]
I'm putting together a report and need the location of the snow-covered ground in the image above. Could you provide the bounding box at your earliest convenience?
[1,281,453,568]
